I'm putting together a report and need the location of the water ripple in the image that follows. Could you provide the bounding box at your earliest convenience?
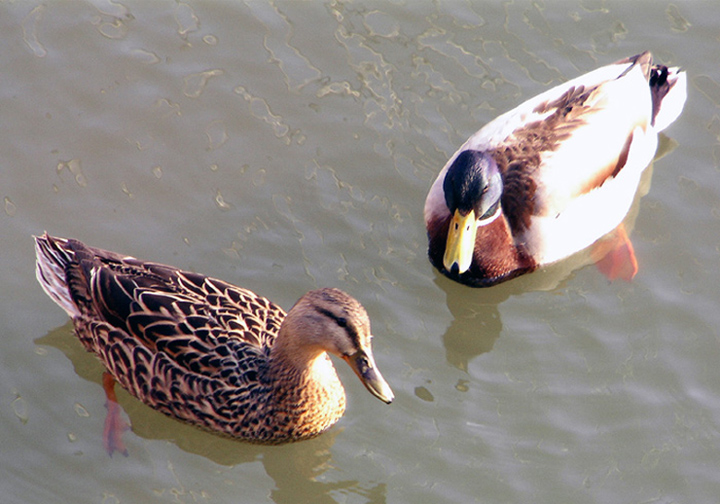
[244,1,321,91]
[4,197,17,217]
[21,5,47,57]
[89,0,132,40]
[205,120,228,150]
[11,391,28,424]
[666,4,691,32]
[694,75,720,108]
[182,69,224,98]
[175,2,199,38]
[234,86,291,142]
[56,159,88,187]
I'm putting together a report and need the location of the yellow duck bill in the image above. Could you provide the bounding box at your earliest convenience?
[443,209,477,275]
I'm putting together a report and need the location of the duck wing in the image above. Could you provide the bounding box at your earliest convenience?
[35,234,284,426]
[476,53,679,266]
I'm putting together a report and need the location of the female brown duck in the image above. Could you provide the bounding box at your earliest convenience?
[35,233,393,453]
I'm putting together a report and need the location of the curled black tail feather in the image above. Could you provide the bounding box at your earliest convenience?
[649,64,672,127]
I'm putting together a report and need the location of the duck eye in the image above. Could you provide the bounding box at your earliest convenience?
[336,317,347,328]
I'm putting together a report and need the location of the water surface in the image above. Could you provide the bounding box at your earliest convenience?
[1,1,719,503]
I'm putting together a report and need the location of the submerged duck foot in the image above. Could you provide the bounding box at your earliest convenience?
[102,372,130,457]
[593,224,638,282]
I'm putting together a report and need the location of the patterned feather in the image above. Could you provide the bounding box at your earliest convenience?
[34,233,393,445]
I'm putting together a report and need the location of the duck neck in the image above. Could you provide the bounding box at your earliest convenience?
[470,213,533,283]
[429,211,532,286]
[265,332,347,439]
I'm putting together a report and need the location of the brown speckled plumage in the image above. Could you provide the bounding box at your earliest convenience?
[34,234,393,444]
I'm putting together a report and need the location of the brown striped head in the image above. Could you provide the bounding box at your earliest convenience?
[278,288,394,404]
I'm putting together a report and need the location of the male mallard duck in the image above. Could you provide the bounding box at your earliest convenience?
[34,234,393,453]
[425,51,687,287]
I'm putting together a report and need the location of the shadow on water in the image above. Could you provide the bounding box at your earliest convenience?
[433,134,678,370]
[29,133,675,501]
[35,325,386,504]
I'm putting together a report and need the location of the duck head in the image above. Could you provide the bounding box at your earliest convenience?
[442,150,503,275]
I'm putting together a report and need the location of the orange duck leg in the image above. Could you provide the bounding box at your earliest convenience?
[593,223,639,282]
[102,372,130,457]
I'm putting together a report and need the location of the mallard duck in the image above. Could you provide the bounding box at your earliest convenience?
[425,51,687,287]
[34,233,393,453]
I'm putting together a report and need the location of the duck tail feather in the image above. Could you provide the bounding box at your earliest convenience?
[34,233,82,318]
[649,64,687,132]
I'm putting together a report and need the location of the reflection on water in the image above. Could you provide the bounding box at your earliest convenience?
[20,5,47,58]
[35,324,386,503]
[434,134,679,369]
[3,0,717,502]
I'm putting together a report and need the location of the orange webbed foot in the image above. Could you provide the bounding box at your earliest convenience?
[102,372,130,457]
[593,223,638,282]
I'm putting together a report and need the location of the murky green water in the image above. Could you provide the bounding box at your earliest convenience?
[2,1,719,502]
